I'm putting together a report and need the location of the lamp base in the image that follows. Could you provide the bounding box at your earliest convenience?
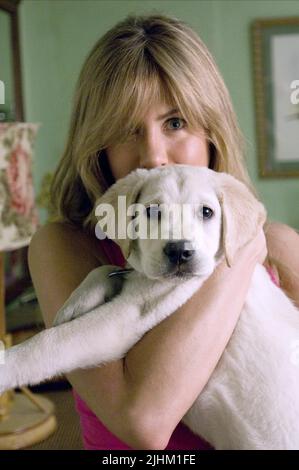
[0,390,57,449]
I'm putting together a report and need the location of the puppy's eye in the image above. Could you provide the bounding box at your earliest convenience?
[146,205,162,220]
[202,206,214,219]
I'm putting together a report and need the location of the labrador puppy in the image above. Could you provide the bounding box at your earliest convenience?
[1,165,299,449]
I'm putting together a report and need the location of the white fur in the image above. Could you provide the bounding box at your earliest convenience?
[0,165,298,449]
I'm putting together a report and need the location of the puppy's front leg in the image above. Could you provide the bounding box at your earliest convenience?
[0,276,201,393]
[53,265,125,326]
[0,296,143,393]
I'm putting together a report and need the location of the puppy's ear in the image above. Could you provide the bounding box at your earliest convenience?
[215,173,267,267]
[94,169,149,259]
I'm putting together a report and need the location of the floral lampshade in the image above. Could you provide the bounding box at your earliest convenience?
[0,123,40,251]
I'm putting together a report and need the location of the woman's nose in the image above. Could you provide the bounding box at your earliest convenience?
[138,132,169,169]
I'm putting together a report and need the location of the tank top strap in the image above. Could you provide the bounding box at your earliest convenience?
[265,265,280,288]
[98,237,126,268]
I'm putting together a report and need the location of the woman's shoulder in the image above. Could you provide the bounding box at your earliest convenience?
[265,220,298,239]
[264,221,299,304]
[265,221,299,259]
[30,221,106,264]
[28,222,108,327]
[33,220,93,240]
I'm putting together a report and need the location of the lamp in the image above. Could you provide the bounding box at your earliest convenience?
[0,122,57,449]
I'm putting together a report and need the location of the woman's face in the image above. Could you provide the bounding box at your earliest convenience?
[106,101,210,180]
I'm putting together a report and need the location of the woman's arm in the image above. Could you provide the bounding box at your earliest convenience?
[28,222,265,449]
[122,230,266,445]
[28,222,153,449]
[29,222,174,449]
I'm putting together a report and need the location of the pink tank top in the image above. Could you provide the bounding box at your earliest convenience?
[72,237,280,450]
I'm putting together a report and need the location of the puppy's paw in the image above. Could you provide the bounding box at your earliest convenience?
[53,307,74,326]
[53,265,125,326]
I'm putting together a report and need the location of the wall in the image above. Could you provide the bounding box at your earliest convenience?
[19,0,299,228]
[0,9,14,118]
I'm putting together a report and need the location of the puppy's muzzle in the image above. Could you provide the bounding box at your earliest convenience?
[163,240,195,265]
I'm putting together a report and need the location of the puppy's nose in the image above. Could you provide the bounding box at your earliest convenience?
[163,241,195,264]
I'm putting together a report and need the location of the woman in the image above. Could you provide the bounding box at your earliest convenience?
[28,14,299,450]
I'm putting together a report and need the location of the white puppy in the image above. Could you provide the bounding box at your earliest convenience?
[0,165,299,450]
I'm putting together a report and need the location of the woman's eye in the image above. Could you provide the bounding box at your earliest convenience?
[202,206,214,219]
[146,205,162,220]
[166,117,186,130]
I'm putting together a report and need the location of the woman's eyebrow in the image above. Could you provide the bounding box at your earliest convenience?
[157,108,180,120]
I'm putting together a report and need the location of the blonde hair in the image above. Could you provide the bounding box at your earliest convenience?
[50,13,257,235]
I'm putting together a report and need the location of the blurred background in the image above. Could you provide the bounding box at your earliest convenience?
[12,0,299,228]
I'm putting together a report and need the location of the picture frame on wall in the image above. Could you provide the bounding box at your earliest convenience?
[252,17,299,178]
